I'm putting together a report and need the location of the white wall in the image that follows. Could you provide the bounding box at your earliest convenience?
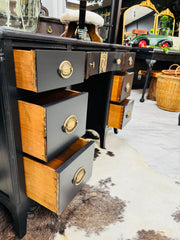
[41,0,66,17]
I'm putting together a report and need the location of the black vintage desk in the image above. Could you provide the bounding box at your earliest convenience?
[0,29,135,238]
[131,47,180,102]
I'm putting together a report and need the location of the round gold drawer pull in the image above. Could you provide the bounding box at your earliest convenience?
[59,60,73,79]
[125,82,131,93]
[126,111,131,119]
[128,56,133,66]
[90,62,95,69]
[47,25,53,34]
[62,115,78,134]
[73,167,86,186]
[116,58,121,65]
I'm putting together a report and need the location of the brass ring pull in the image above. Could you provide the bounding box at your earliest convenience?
[125,82,131,93]
[73,167,86,186]
[116,58,121,65]
[59,60,73,79]
[126,111,131,119]
[62,115,78,134]
[47,25,53,34]
[128,56,133,66]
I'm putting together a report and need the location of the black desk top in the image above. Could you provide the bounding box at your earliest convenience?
[131,47,180,62]
[0,29,131,52]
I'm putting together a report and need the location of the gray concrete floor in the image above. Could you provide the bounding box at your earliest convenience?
[115,89,180,180]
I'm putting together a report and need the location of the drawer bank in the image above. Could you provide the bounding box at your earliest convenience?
[0,29,135,238]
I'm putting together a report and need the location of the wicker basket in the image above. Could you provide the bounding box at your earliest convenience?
[156,74,180,112]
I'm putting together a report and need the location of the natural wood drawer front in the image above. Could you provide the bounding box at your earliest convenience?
[18,89,88,162]
[13,49,85,92]
[110,72,134,103]
[107,99,134,129]
[24,138,94,215]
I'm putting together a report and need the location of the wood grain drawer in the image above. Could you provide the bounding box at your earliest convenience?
[18,89,88,162]
[14,49,85,92]
[110,72,134,103]
[121,52,136,71]
[24,138,94,215]
[107,99,134,129]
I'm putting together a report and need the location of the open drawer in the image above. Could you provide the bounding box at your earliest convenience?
[107,99,134,129]
[110,72,134,103]
[24,138,94,215]
[18,89,88,162]
[13,49,85,92]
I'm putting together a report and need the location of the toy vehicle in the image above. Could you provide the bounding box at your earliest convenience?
[125,34,173,48]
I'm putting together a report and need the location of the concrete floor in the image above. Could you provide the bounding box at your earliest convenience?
[115,89,180,180]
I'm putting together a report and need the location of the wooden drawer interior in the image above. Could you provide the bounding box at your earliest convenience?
[24,138,94,215]
[18,89,87,162]
[107,99,134,129]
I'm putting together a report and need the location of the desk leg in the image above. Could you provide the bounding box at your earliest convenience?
[140,59,156,102]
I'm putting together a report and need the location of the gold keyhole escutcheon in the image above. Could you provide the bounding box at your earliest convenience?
[73,167,86,186]
[63,115,78,134]
[125,82,131,93]
[128,56,133,66]
[59,60,73,79]
[116,58,121,65]
[126,111,131,119]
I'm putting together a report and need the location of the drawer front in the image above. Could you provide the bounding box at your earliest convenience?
[23,138,94,215]
[36,20,65,36]
[106,52,124,72]
[111,72,134,103]
[85,52,100,79]
[107,99,134,129]
[122,52,136,71]
[14,49,85,92]
[46,92,88,161]
[18,90,88,162]
[57,140,94,214]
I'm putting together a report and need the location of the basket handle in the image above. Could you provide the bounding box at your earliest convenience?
[175,66,180,77]
[169,64,180,71]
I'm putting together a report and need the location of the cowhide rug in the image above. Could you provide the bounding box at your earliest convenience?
[0,131,180,240]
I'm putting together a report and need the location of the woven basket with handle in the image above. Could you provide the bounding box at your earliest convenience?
[156,64,180,112]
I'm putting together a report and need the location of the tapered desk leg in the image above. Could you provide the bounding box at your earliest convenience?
[140,59,156,102]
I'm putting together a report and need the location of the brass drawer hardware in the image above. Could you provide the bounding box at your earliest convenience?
[126,111,131,119]
[73,167,86,186]
[128,56,133,66]
[47,25,53,34]
[125,82,131,93]
[59,60,73,79]
[90,62,95,69]
[116,58,121,65]
[63,115,78,134]
[99,52,108,73]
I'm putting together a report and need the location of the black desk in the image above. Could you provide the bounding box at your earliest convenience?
[0,29,134,238]
[131,47,180,102]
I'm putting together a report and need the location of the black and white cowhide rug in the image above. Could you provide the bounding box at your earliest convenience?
[0,132,180,240]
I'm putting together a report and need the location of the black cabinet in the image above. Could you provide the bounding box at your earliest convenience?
[0,29,135,238]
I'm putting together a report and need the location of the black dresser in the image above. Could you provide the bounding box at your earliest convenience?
[0,29,135,238]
